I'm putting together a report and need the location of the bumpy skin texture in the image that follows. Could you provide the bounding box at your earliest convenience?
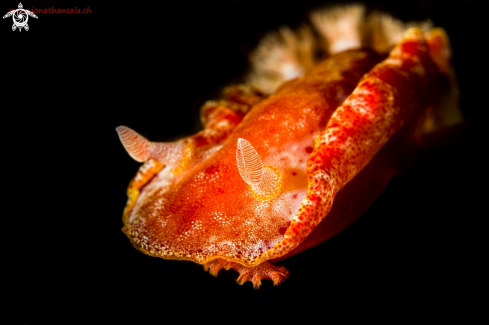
[118,28,449,287]
[262,28,440,262]
[121,49,383,261]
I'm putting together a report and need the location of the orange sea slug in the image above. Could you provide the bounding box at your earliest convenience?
[116,5,461,288]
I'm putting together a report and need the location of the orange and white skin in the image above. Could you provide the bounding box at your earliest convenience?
[117,28,451,288]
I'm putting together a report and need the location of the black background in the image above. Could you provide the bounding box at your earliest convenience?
[3,0,488,323]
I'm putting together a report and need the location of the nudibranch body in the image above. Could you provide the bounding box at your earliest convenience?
[120,48,384,264]
[117,6,458,288]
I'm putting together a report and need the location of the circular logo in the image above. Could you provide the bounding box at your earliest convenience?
[13,9,28,27]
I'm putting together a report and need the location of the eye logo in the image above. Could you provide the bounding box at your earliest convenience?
[3,3,38,32]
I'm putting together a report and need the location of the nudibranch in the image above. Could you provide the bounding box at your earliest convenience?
[117,6,459,288]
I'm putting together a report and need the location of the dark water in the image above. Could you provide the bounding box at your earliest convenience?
[4,0,488,324]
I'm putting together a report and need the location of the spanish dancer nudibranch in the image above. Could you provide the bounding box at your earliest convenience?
[116,5,461,288]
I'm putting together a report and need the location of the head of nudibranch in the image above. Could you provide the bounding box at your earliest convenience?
[119,129,311,267]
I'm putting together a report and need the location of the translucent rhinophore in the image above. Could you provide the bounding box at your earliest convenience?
[236,138,263,186]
